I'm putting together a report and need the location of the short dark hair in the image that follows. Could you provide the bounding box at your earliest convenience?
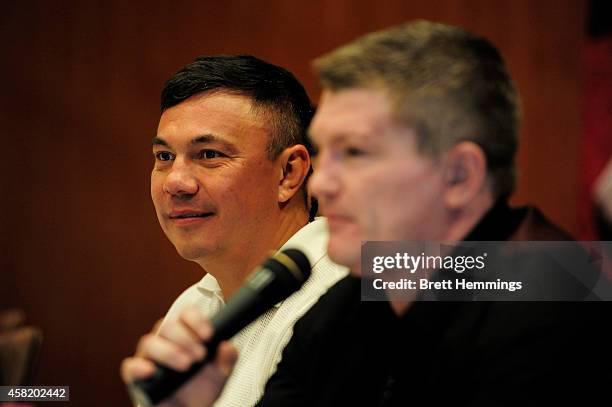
[162,54,315,160]
[314,20,520,200]
[161,55,317,217]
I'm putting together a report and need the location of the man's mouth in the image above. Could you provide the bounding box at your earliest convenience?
[168,210,215,221]
[170,213,213,219]
[325,213,354,226]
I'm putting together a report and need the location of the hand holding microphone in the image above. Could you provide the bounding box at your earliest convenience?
[121,249,311,406]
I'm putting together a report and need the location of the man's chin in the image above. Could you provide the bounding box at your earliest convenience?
[327,241,360,274]
[173,243,215,263]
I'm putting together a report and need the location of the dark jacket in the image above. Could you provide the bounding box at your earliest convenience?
[257,202,611,406]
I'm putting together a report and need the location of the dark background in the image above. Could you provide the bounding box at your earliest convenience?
[0,0,606,405]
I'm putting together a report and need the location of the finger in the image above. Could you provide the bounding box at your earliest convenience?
[152,318,164,334]
[120,357,156,384]
[136,333,195,372]
[157,320,206,361]
[178,305,214,341]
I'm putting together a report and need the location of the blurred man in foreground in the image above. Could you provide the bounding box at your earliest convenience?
[260,20,608,406]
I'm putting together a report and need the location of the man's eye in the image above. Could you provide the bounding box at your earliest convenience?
[199,150,224,159]
[343,147,366,157]
[155,151,175,161]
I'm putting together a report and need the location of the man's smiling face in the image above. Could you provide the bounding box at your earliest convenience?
[151,91,281,263]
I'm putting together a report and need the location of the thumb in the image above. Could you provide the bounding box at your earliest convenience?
[167,341,239,406]
[210,341,239,383]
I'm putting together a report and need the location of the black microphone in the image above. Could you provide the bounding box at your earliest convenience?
[128,248,311,406]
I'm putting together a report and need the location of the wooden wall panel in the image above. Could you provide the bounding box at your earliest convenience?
[0,1,585,404]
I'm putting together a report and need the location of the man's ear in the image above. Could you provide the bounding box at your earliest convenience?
[277,144,310,203]
[442,141,488,210]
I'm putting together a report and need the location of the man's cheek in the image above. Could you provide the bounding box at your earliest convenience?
[362,206,382,241]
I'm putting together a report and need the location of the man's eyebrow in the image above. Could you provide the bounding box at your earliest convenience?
[191,134,218,145]
[307,131,353,145]
[152,137,169,147]
[152,134,240,154]
[192,134,239,154]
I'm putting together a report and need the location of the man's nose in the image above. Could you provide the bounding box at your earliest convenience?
[309,154,340,201]
[163,160,199,197]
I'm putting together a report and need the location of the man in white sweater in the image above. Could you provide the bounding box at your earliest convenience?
[122,55,346,406]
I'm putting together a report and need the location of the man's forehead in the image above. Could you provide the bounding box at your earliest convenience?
[319,87,390,108]
[311,88,394,139]
[156,92,270,146]
[160,91,259,121]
